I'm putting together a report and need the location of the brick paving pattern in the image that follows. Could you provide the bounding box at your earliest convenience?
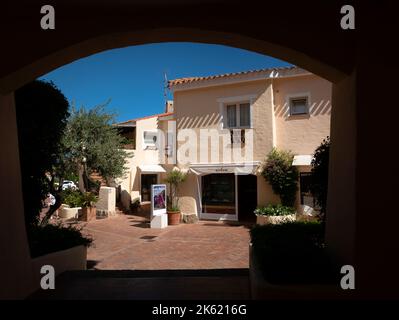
[81,214,251,270]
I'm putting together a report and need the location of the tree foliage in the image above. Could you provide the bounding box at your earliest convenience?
[261,148,298,207]
[311,136,330,216]
[15,80,70,226]
[62,103,131,191]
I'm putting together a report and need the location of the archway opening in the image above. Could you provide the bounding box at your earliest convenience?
[1,30,355,299]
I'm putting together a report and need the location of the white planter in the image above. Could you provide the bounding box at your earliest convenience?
[31,245,87,291]
[59,206,81,219]
[256,214,296,225]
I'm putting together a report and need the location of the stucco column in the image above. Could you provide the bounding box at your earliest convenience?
[325,72,357,266]
[0,93,34,299]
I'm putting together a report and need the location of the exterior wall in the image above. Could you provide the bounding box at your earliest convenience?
[325,71,356,266]
[0,93,35,299]
[118,116,163,209]
[173,75,331,218]
[273,74,332,155]
[174,79,274,165]
[117,74,332,216]
[173,80,275,217]
[177,172,199,214]
[257,175,280,207]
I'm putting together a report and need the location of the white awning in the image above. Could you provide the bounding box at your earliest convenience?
[189,162,260,175]
[292,155,312,166]
[139,164,166,173]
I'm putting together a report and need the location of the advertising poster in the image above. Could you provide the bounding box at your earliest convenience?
[151,184,167,216]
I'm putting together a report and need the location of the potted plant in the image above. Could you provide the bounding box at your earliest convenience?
[130,197,141,214]
[254,204,296,225]
[59,189,83,219]
[165,169,187,225]
[79,192,98,222]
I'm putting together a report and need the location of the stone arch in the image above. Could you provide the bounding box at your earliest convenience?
[0,12,358,299]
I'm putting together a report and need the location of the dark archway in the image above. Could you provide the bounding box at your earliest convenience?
[1,1,396,299]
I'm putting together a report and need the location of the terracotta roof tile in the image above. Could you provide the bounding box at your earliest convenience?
[168,65,297,87]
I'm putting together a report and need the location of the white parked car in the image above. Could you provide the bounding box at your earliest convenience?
[62,180,77,190]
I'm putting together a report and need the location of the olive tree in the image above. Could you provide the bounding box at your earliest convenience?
[62,103,131,193]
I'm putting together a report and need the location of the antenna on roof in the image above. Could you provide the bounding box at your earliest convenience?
[163,71,168,106]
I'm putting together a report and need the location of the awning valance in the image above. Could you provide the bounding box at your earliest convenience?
[189,162,260,175]
[292,155,312,166]
[139,164,166,173]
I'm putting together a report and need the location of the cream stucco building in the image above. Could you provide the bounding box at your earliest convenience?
[117,66,331,221]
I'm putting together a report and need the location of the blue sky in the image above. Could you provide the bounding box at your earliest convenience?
[40,42,292,123]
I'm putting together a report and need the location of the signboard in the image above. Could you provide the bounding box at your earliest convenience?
[151,184,167,216]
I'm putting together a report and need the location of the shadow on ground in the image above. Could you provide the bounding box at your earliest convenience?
[28,269,250,300]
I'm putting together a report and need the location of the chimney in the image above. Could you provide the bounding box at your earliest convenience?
[165,100,174,113]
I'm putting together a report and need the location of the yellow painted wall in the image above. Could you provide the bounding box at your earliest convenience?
[172,74,331,217]
[174,80,274,164]
[273,74,332,154]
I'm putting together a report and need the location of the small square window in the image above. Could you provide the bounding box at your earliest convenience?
[290,97,308,115]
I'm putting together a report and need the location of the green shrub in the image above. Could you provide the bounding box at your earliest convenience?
[261,148,298,207]
[80,192,98,207]
[87,178,101,194]
[28,224,92,258]
[250,222,337,284]
[60,189,83,207]
[254,204,295,216]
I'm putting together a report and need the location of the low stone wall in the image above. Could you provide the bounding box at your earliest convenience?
[249,243,342,299]
[30,245,86,293]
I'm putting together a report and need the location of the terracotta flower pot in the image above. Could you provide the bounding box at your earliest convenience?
[167,210,181,225]
[80,206,96,222]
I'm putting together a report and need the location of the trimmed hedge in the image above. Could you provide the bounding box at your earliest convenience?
[28,224,92,258]
[250,222,337,284]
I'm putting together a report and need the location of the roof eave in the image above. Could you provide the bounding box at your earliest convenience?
[169,67,311,92]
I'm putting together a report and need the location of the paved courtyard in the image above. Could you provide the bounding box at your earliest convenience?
[81,214,251,270]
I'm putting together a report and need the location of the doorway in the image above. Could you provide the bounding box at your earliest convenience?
[141,174,158,202]
[299,172,317,208]
[238,175,257,222]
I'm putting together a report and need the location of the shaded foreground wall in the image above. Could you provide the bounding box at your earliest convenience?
[0,1,397,299]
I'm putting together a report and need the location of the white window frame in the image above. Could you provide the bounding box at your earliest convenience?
[217,94,257,129]
[199,173,238,222]
[286,92,311,116]
[142,130,158,150]
[224,102,251,129]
